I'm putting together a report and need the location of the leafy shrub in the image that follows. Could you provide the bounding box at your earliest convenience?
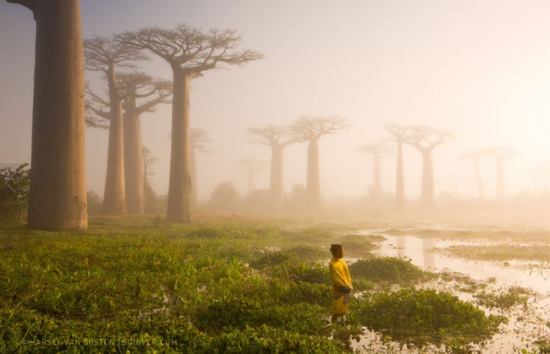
[339,234,378,257]
[209,181,241,211]
[352,289,507,351]
[349,256,428,284]
[0,164,29,223]
[474,286,530,311]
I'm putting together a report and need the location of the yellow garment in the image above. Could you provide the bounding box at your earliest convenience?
[329,257,353,316]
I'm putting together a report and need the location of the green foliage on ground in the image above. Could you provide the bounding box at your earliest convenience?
[348,256,431,284]
[0,216,508,353]
[0,164,30,224]
[352,289,508,352]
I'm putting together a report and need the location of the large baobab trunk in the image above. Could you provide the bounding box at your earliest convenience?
[496,157,505,202]
[22,0,88,230]
[102,69,127,215]
[123,95,145,214]
[420,150,435,210]
[306,138,321,209]
[191,147,198,206]
[270,146,284,207]
[167,70,192,222]
[395,142,406,212]
[372,154,382,197]
[474,159,485,199]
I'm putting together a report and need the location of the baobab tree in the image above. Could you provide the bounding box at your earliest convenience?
[190,128,210,206]
[87,75,172,214]
[291,116,348,210]
[385,124,413,212]
[248,125,299,207]
[460,150,488,199]
[118,24,263,223]
[358,142,393,199]
[233,159,265,195]
[7,0,87,230]
[142,146,160,210]
[407,125,453,210]
[486,146,515,202]
[121,73,172,214]
[84,36,147,215]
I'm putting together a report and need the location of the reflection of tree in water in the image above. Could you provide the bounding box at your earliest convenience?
[396,235,406,258]
[422,238,435,271]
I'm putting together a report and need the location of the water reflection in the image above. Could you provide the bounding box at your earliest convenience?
[422,238,435,271]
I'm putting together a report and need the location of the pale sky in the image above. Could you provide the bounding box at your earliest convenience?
[2,0,550,202]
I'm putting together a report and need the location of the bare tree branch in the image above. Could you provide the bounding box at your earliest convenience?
[290,116,348,142]
[116,24,264,75]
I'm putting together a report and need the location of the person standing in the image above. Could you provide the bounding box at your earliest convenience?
[329,244,353,323]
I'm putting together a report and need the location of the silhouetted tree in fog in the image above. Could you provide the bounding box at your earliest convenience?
[291,116,348,210]
[487,146,515,202]
[7,0,87,230]
[407,125,453,210]
[460,150,488,199]
[385,124,413,213]
[118,24,263,223]
[142,146,160,213]
[358,142,393,199]
[248,125,299,208]
[233,159,265,195]
[191,128,210,206]
[84,36,147,215]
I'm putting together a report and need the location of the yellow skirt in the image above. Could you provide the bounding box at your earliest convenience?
[332,292,351,316]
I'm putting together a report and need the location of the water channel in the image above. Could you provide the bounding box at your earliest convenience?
[351,231,550,353]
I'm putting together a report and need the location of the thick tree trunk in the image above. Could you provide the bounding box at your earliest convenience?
[372,153,382,197]
[24,0,87,230]
[395,142,406,212]
[306,138,321,210]
[270,145,284,208]
[420,150,435,210]
[496,157,505,202]
[474,159,485,199]
[191,148,198,206]
[102,68,127,215]
[167,70,192,222]
[123,94,144,214]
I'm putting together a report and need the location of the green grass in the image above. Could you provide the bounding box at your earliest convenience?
[0,215,512,353]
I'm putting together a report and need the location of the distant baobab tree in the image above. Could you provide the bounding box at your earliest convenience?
[407,125,453,210]
[460,150,488,199]
[385,124,413,212]
[7,0,88,230]
[190,128,210,206]
[248,125,299,208]
[118,24,263,223]
[486,146,515,202]
[291,116,348,210]
[84,36,147,215]
[358,142,393,199]
[233,159,265,195]
[142,146,159,211]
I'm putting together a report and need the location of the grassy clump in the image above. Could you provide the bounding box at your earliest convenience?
[349,256,429,284]
[474,286,530,311]
[352,289,507,352]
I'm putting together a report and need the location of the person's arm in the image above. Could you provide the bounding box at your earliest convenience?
[342,261,353,289]
[329,262,347,288]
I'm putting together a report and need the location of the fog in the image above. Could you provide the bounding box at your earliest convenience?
[2,0,550,207]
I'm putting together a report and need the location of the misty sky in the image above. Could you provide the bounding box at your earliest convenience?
[1,1,550,202]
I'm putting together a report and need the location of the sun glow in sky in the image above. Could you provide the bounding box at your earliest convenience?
[2,0,550,202]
